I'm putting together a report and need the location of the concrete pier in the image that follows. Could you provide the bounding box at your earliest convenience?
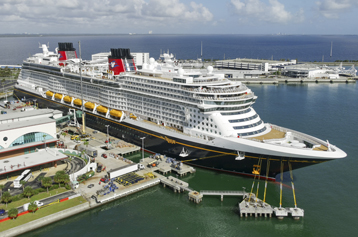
[188,191,203,204]
[159,175,191,193]
[240,78,355,84]
[141,157,196,176]
[289,207,304,220]
[273,207,289,219]
[239,193,273,218]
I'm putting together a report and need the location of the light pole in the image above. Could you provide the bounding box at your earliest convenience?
[43,134,47,150]
[140,137,146,160]
[105,125,110,148]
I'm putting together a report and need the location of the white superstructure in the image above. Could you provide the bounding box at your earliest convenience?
[14,43,347,178]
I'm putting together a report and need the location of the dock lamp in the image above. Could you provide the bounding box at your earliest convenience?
[105,125,110,148]
[140,137,146,160]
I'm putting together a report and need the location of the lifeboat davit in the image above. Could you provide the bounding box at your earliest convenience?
[110,109,122,118]
[129,113,137,119]
[54,93,63,100]
[46,91,54,97]
[64,96,72,103]
[74,99,82,106]
[85,102,94,110]
[97,105,108,114]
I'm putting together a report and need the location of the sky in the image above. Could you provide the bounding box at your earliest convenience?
[0,0,357,35]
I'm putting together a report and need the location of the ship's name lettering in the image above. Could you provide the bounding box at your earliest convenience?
[160,136,176,144]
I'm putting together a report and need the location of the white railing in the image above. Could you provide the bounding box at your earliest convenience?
[57,149,91,182]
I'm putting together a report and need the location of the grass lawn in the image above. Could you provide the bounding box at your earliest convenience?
[0,188,69,211]
[0,196,87,232]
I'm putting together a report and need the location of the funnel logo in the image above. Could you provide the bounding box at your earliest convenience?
[58,51,67,61]
[110,61,118,69]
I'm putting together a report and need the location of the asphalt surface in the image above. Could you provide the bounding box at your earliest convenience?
[0,190,76,220]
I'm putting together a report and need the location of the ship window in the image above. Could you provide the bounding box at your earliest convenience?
[219,132,221,135]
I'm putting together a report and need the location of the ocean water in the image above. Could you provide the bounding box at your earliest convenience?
[0,34,358,65]
[1,35,357,236]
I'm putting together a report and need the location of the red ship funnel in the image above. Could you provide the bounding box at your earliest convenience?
[109,58,125,75]
[108,48,136,75]
[58,42,77,66]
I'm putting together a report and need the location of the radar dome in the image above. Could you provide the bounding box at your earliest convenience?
[178,68,184,76]
[207,66,213,73]
[149,57,155,64]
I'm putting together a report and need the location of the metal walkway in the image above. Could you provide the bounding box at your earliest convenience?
[200,190,247,201]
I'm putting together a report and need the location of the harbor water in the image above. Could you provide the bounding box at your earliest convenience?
[18,83,358,237]
[0,34,356,236]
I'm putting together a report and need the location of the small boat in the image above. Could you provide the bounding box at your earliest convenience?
[179,147,189,157]
[235,151,245,160]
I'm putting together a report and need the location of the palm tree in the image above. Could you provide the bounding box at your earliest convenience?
[54,171,69,187]
[43,134,47,148]
[0,184,4,197]
[1,191,11,207]
[28,201,38,214]
[54,173,62,187]
[41,177,52,193]
[8,208,18,220]
[20,180,27,192]
[23,186,33,200]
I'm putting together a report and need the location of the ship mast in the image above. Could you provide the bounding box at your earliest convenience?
[79,41,86,134]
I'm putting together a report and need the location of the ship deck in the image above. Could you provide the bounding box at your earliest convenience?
[313,145,328,151]
[250,128,286,141]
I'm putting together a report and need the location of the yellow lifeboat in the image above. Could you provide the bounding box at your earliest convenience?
[54,93,63,100]
[85,102,94,110]
[96,105,108,114]
[129,113,137,119]
[64,96,72,103]
[74,99,82,106]
[46,91,54,97]
[110,109,122,118]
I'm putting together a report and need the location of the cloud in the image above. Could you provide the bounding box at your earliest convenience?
[142,0,213,22]
[316,0,358,18]
[0,0,213,32]
[230,0,303,24]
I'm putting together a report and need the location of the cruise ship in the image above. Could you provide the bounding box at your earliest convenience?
[14,43,347,179]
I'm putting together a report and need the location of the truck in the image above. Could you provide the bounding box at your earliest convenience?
[77,171,95,183]
[97,163,103,173]
[23,200,44,211]
[107,164,143,179]
[78,144,98,158]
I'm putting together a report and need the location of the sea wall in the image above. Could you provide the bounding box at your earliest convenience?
[1,203,90,237]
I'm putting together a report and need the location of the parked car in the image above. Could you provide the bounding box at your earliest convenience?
[102,153,107,158]
[87,184,94,188]
[100,178,109,183]
[0,209,5,216]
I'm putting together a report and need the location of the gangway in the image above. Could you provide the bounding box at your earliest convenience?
[200,190,247,201]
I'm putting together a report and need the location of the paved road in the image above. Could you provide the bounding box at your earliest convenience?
[0,190,76,220]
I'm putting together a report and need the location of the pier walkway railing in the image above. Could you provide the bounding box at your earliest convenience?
[200,190,247,201]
